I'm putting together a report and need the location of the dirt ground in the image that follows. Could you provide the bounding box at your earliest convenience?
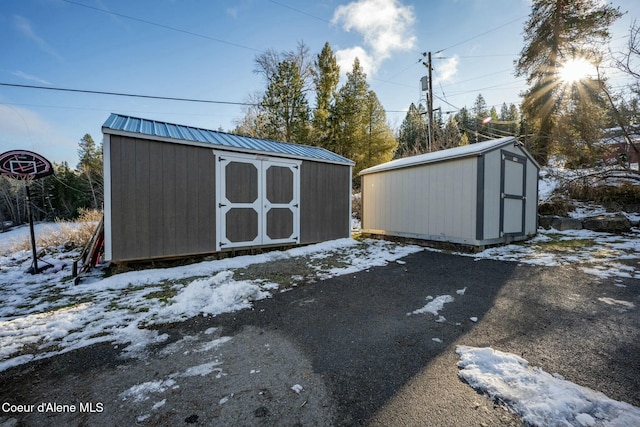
[1,249,638,426]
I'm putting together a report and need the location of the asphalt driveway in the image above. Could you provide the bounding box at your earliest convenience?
[1,249,638,426]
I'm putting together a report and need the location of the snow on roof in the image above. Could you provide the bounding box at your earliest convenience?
[102,113,354,165]
[360,137,526,175]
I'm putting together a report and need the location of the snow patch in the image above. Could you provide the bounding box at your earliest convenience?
[409,295,454,316]
[456,346,640,426]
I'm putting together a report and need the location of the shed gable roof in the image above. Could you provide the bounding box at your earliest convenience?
[102,113,354,165]
[360,137,538,175]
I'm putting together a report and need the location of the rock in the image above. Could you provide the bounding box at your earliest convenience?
[550,217,583,231]
[538,215,553,229]
[582,214,631,233]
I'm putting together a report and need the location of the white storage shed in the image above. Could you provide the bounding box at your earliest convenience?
[359,137,539,247]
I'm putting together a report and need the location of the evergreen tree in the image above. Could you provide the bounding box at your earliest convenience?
[77,133,103,211]
[330,58,370,161]
[332,58,397,180]
[441,115,462,149]
[395,103,427,158]
[515,0,622,165]
[508,104,521,136]
[472,94,490,142]
[261,59,311,143]
[359,90,397,173]
[454,107,473,143]
[312,42,340,147]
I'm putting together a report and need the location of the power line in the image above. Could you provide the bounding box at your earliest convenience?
[0,83,259,106]
[436,14,528,53]
[62,0,263,53]
[268,0,332,24]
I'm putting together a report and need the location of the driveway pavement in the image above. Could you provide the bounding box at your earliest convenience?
[1,250,638,426]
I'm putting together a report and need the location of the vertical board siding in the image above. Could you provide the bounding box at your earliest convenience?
[148,141,165,255]
[174,147,189,255]
[109,136,216,261]
[362,158,477,241]
[300,161,350,243]
[161,142,177,256]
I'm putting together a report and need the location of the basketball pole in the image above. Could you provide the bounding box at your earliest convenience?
[25,183,39,274]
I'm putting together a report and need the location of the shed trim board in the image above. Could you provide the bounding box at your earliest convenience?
[102,114,353,262]
[475,155,485,242]
[359,137,539,247]
[103,134,113,261]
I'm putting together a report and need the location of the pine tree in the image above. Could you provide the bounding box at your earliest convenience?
[359,90,397,173]
[472,94,490,142]
[332,58,397,180]
[77,133,103,211]
[454,107,473,143]
[313,42,340,147]
[395,103,427,158]
[261,60,311,143]
[330,58,370,160]
[515,0,622,165]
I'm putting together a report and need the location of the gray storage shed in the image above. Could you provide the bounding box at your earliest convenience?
[102,114,354,262]
[359,137,539,247]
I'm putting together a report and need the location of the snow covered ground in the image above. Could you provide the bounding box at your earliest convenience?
[1,172,639,425]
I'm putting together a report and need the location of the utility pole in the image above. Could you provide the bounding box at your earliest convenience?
[421,52,434,151]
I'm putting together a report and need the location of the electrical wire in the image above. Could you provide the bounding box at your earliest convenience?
[62,0,264,53]
[0,83,260,106]
[268,0,332,24]
[436,15,529,53]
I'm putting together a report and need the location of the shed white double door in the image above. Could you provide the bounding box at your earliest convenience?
[215,152,301,251]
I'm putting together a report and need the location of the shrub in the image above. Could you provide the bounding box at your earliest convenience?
[8,208,102,253]
[566,181,640,211]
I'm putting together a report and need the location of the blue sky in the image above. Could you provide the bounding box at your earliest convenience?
[1,0,638,167]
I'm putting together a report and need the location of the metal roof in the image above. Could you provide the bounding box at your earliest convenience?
[102,113,354,165]
[360,137,539,175]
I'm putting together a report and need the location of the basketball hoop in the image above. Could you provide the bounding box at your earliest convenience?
[0,150,54,274]
[0,150,53,180]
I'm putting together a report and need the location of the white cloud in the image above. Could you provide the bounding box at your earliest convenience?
[12,71,51,86]
[13,15,63,62]
[332,0,416,76]
[335,46,376,77]
[434,56,459,85]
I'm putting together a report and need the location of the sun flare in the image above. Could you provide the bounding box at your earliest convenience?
[558,58,593,83]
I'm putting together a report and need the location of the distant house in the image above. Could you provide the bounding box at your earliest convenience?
[102,114,354,262]
[600,127,640,165]
[359,137,540,248]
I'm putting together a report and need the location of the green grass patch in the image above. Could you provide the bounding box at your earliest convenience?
[533,237,596,252]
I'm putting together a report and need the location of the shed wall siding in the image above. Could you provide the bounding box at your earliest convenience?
[300,161,351,243]
[109,136,216,261]
[362,158,477,240]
